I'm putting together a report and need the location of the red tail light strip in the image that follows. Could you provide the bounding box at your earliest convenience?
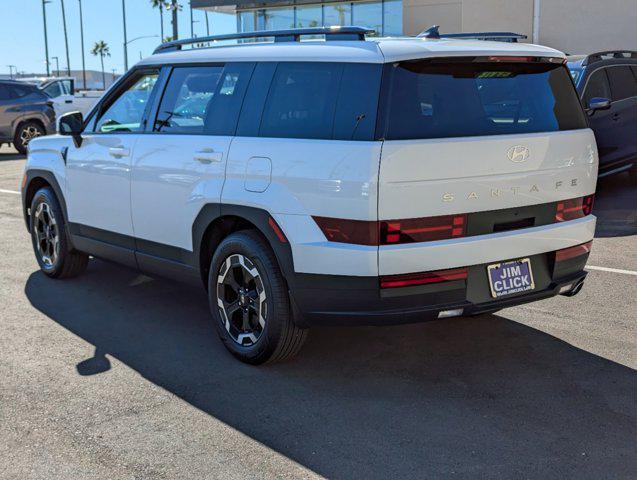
[380,267,468,289]
[555,240,593,262]
[313,195,594,246]
[555,194,594,222]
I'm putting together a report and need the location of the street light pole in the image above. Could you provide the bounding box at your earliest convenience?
[7,65,16,80]
[190,1,194,37]
[60,0,71,76]
[41,0,50,76]
[52,56,60,77]
[205,11,210,36]
[78,0,87,90]
[122,0,129,71]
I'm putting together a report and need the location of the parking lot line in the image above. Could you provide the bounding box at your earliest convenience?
[586,265,637,276]
[0,188,20,195]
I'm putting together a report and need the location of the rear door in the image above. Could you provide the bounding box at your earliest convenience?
[0,84,14,140]
[130,63,253,261]
[377,58,596,275]
[605,65,637,168]
[582,67,616,169]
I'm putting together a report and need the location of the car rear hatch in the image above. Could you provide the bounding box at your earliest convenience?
[376,56,598,276]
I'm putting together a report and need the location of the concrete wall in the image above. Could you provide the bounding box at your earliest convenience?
[539,0,637,55]
[402,0,636,55]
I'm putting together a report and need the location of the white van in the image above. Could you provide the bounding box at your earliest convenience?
[22,27,598,364]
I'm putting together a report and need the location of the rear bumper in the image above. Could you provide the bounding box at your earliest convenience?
[289,250,589,327]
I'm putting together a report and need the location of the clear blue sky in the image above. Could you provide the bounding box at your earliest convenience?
[0,1,236,76]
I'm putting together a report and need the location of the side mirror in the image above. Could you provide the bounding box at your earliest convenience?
[587,97,611,114]
[58,111,84,148]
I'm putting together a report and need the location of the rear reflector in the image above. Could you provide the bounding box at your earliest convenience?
[556,194,594,222]
[555,240,593,262]
[380,267,468,289]
[268,217,288,243]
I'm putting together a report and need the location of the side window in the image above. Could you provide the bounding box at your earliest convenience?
[94,72,158,134]
[606,66,637,101]
[583,69,611,105]
[154,63,253,135]
[43,82,63,99]
[61,79,74,94]
[0,84,12,101]
[259,62,341,140]
[333,64,382,141]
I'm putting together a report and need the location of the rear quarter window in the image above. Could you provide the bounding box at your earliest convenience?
[379,59,588,140]
[606,66,637,101]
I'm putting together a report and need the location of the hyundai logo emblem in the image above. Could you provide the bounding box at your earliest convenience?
[507,145,530,163]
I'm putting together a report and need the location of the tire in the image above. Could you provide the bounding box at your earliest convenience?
[29,187,89,279]
[14,121,45,155]
[208,230,308,365]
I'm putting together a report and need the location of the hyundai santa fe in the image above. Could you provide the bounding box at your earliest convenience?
[22,27,598,364]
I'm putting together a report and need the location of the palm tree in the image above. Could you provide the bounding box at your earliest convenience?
[150,0,168,40]
[91,41,110,90]
[166,1,181,40]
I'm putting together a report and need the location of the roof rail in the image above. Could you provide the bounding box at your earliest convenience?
[583,50,637,66]
[153,26,375,54]
[417,25,526,42]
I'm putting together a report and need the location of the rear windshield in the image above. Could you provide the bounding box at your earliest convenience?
[380,60,587,140]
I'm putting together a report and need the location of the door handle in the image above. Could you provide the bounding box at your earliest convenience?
[108,147,130,158]
[65,100,73,104]
[612,113,621,121]
[193,149,222,164]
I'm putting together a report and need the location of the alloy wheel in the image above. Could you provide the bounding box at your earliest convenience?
[216,253,267,346]
[20,125,43,148]
[33,202,60,269]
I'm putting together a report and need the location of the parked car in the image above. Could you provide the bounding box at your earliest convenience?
[0,80,56,154]
[19,77,104,117]
[22,27,598,364]
[567,51,637,181]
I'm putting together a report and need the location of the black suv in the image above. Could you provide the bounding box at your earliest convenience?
[0,80,56,154]
[568,51,637,181]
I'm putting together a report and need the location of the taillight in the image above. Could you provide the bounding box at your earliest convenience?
[555,241,593,262]
[379,214,466,245]
[312,216,378,246]
[555,194,594,222]
[312,214,467,246]
[380,267,468,289]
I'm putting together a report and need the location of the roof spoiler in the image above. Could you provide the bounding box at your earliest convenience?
[583,50,637,66]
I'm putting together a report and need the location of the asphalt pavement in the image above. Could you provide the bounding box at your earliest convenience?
[1,145,636,479]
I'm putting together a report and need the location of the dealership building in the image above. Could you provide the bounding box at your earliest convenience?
[192,0,635,55]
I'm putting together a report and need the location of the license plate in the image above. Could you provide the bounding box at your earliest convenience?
[487,258,535,298]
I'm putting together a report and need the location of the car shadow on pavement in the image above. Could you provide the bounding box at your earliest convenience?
[0,152,23,161]
[593,171,637,238]
[25,262,637,479]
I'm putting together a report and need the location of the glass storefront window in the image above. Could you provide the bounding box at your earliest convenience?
[383,0,402,36]
[236,1,402,36]
[264,8,295,30]
[323,3,351,27]
[238,10,255,32]
[352,2,381,36]
[295,5,322,28]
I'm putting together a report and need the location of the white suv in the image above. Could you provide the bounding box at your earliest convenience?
[22,27,598,364]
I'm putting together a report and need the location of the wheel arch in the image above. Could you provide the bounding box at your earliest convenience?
[22,169,68,233]
[193,204,295,291]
